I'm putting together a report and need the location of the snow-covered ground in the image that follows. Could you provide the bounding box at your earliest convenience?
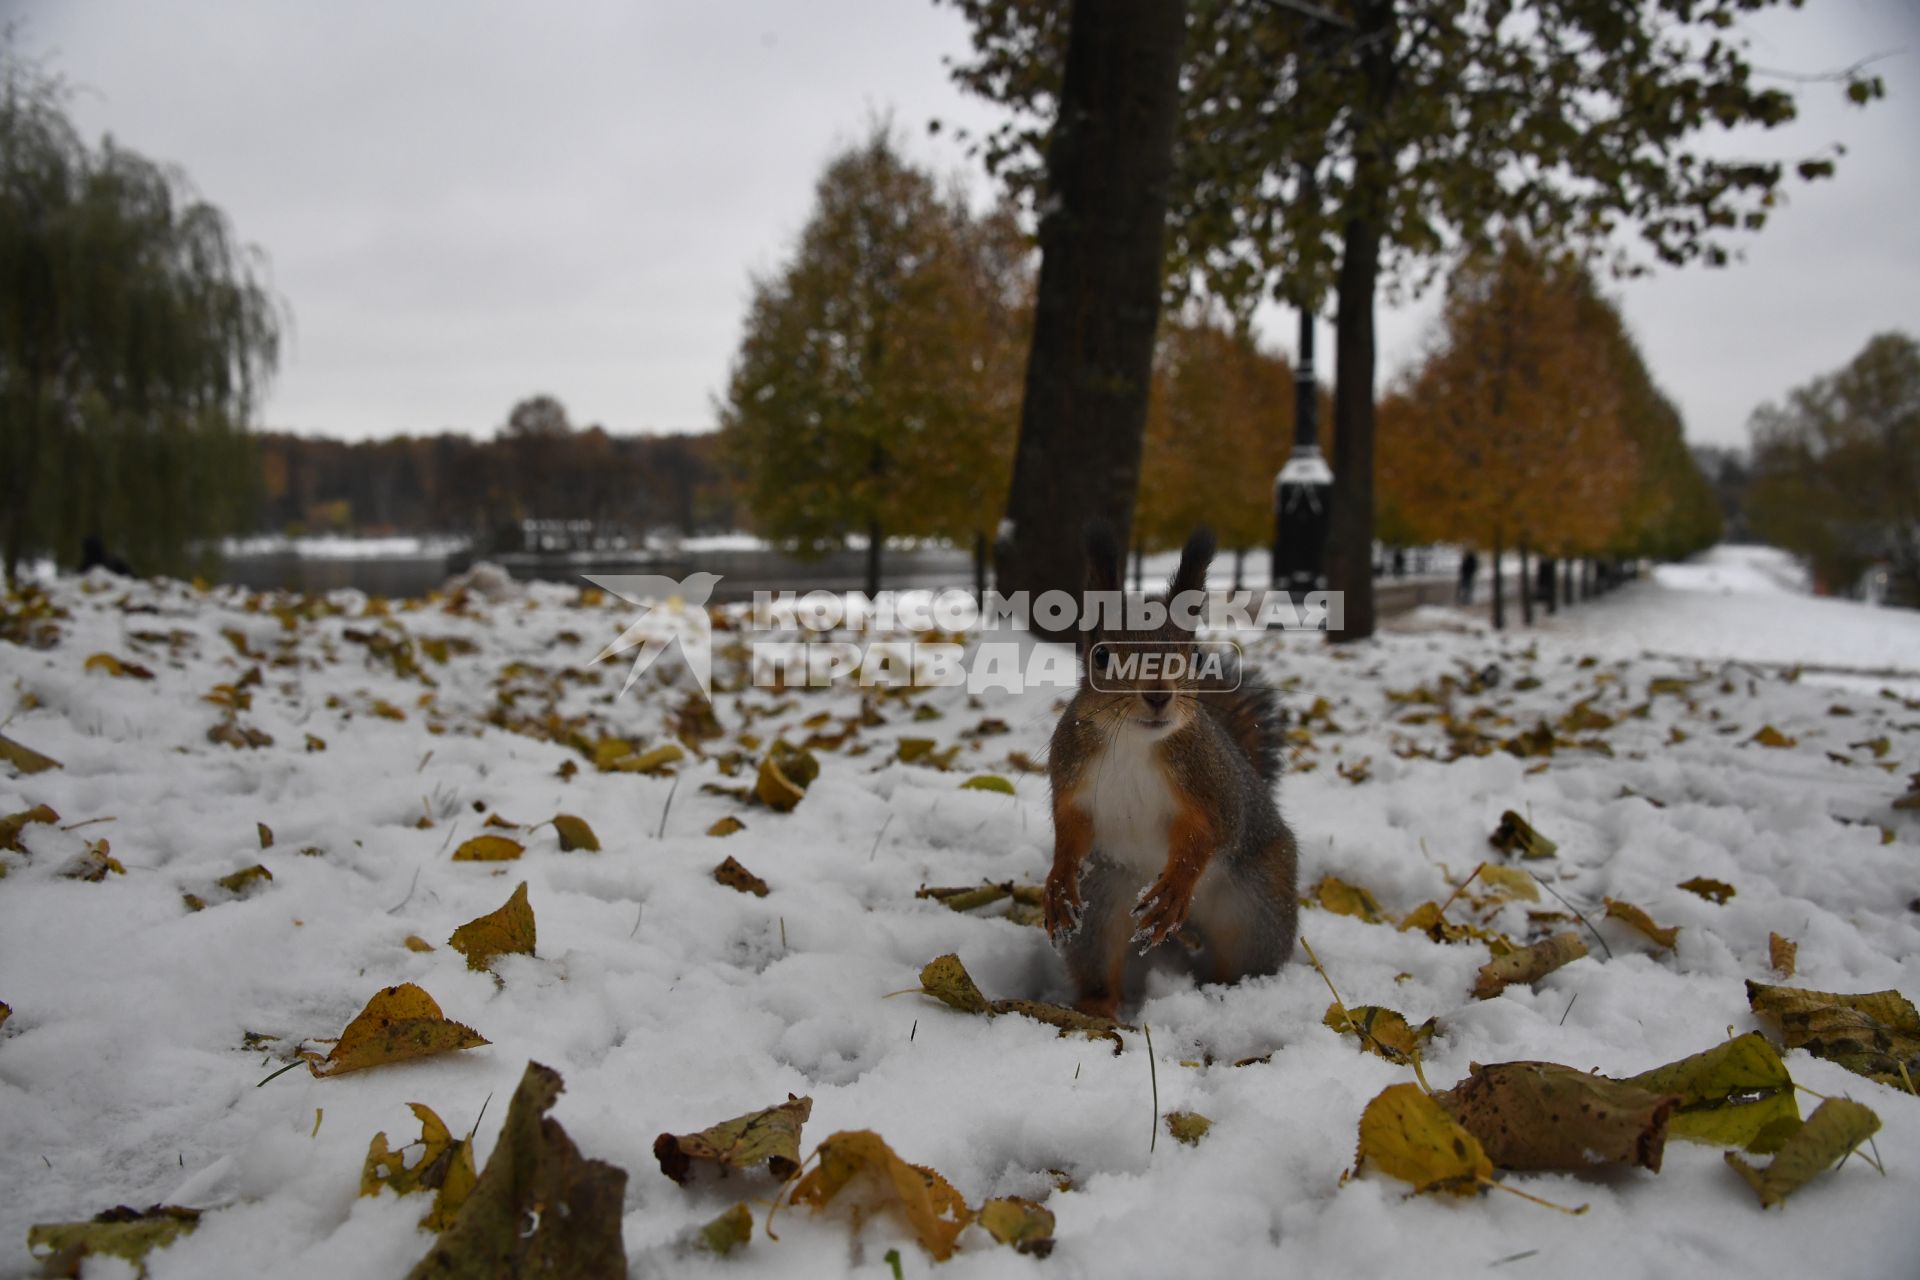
[1,546,1916,1277]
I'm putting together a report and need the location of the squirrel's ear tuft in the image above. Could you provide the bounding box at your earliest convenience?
[1084,520,1123,596]
[1170,527,1215,599]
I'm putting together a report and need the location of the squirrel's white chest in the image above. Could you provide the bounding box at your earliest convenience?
[1080,730,1178,880]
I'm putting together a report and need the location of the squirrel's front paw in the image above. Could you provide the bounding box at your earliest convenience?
[1131,875,1195,947]
[1044,868,1083,939]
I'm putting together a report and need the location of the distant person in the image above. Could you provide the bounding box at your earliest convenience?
[79,534,133,577]
[1457,550,1479,605]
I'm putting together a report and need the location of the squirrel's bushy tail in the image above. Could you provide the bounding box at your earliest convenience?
[1198,664,1285,783]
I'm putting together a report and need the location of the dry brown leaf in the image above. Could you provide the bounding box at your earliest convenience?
[405,1061,627,1278]
[918,953,1124,1049]
[1746,980,1920,1087]
[1769,933,1798,977]
[654,1094,812,1184]
[1472,932,1587,999]
[1678,877,1736,904]
[448,882,536,971]
[714,855,770,896]
[308,984,488,1077]
[788,1130,972,1262]
[1438,1061,1678,1172]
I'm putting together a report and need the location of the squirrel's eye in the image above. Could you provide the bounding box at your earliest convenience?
[1089,643,1111,672]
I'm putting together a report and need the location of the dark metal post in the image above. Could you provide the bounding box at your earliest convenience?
[1272,294,1334,596]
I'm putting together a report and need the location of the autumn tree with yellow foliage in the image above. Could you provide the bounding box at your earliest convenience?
[1380,241,1643,627]
[1135,317,1304,587]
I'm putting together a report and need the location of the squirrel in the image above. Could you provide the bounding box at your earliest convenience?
[1043,524,1299,1018]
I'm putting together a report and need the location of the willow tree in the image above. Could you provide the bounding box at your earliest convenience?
[1,47,280,582]
[941,0,1882,639]
[719,129,1030,595]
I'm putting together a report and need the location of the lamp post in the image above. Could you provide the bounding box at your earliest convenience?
[1272,297,1333,596]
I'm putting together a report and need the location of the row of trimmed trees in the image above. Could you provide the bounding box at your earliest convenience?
[1378,238,1720,626]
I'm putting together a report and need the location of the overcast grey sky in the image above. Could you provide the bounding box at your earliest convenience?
[19,0,1920,448]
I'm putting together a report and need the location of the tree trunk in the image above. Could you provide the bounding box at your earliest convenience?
[865,519,882,598]
[1133,541,1145,591]
[1326,211,1383,643]
[1543,558,1559,616]
[1491,534,1505,631]
[1565,561,1577,606]
[1233,546,1246,591]
[995,0,1187,634]
[973,531,989,602]
[1519,544,1534,627]
[1323,0,1397,644]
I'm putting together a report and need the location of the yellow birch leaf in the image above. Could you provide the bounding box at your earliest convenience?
[707,816,746,837]
[308,984,488,1077]
[448,882,536,971]
[551,814,600,852]
[1749,725,1797,748]
[696,1203,753,1255]
[0,733,62,775]
[1477,864,1541,901]
[1325,1003,1438,1064]
[608,742,684,774]
[403,935,435,953]
[1725,1098,1881,1208]
[1309,874,1388,923]
[1489,810,1557,859]
[1769,933,1798,977]
[257,822,274,849]
[361,1102,479,1232]
[85,652,155,679]
[451,835,523,862]
[1603,898,1679,949]
[1619,1032,1800,1153]
[653,1094,812,1183]
[1,803,59,852]
[977,1196,1056,1256]
[1355,1082,1491,1196]
[216,864,274,895]
[28,1206,199,1274]
[1472,932,1587,999]
[960,775,1015,795]
[789,1130,972,1262]
[755,742,819,810]
[1164,1113,1213,1146]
